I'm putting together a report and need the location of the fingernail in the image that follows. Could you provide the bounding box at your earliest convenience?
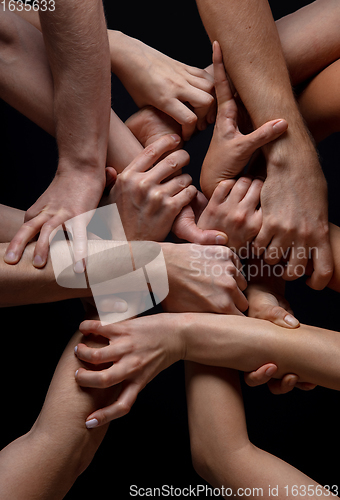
[215,235,227,246]
[33,255,44,267]
[4,251,16,263]
[113,300,128,313]
[74,260,85,273]
[272,119,287,133]
[170,134,181,143]
[265,366,276,377]
[284,314,299,327]
[74,346,78,355]
[75,369,78,378]
[86,418,99,429]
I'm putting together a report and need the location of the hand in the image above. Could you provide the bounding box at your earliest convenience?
[253,153,333,290]
[4,168,105,271]
[171,190,228,246]
[244,265,316,394]
[75,313,185,426]
[197,177,263,253]
[161,242,248,315]
[125,105,183,148]
[200,41,288,198]
[101,134,197,241]
[110,31,215,140]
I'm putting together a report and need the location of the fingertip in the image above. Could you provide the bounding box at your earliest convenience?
[272,119,288,135]
[85,418,99,429]
[4,250,19,264]
[283,314,300,328]
[33,254,46,268]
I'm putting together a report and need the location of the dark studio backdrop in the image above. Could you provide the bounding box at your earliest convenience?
[1,0,340,498]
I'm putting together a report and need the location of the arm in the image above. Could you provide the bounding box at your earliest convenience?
[196,0,333,290]
[0,326,119,499]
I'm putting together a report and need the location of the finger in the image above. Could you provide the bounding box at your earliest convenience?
[282,244,308,282]
[267,374,298,395]
[105,166,117,191]
[243,119,288,156]
[171,204,228,245]
[306,242,334,291]
[32,218,63,268]
[295,382,317,391]
[186,65,215,85]
[212,41,235,113]
[128,134,181,172]
[95,296,128,313]
[75,343,122,365]
[4,212,50,264]
[79,319,124,338]
[244,363,278,387]
[232,285,249,312]
[264,236,290,265]
[68,217,88,273]
[227,177,252,203]
[210,179,236,205]
[242,178,263,211]
[85,382,140,427]
[163,173,193,196]
[262,303,300,328]
[161,99,198,141]
[76,358,133,388]
[149,149,190,183]
[253,224,275,258]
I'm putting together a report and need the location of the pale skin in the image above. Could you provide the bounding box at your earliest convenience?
[196,0,333,291]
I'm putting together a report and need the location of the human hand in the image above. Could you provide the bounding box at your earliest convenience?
[161,242,248,315]
[171,190,228,246]
[4,168,105,272]
[244,263,316,394]
[109,31,215,140]
[125,106,183,148]
[197,177,263,253]
[102,134,197,241]
[75,313,185,426]
[253,150,333,290]
[200,41,288,198]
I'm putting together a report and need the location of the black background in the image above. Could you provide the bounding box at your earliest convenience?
[1,0,340,498]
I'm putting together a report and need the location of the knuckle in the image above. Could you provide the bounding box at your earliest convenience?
[90,349,103,363]
[98,371,111,388]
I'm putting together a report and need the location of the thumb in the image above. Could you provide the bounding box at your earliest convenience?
[172,205,228,245]
[245,119,288,154]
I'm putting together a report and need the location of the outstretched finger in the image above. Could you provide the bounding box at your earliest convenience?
[85,381,141,428]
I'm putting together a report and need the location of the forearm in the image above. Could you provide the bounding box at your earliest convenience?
[196,0,316,167]
[39,0,110,173]
[276,0,340,86]
[182,313,340,390]
[0,328,117,499]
